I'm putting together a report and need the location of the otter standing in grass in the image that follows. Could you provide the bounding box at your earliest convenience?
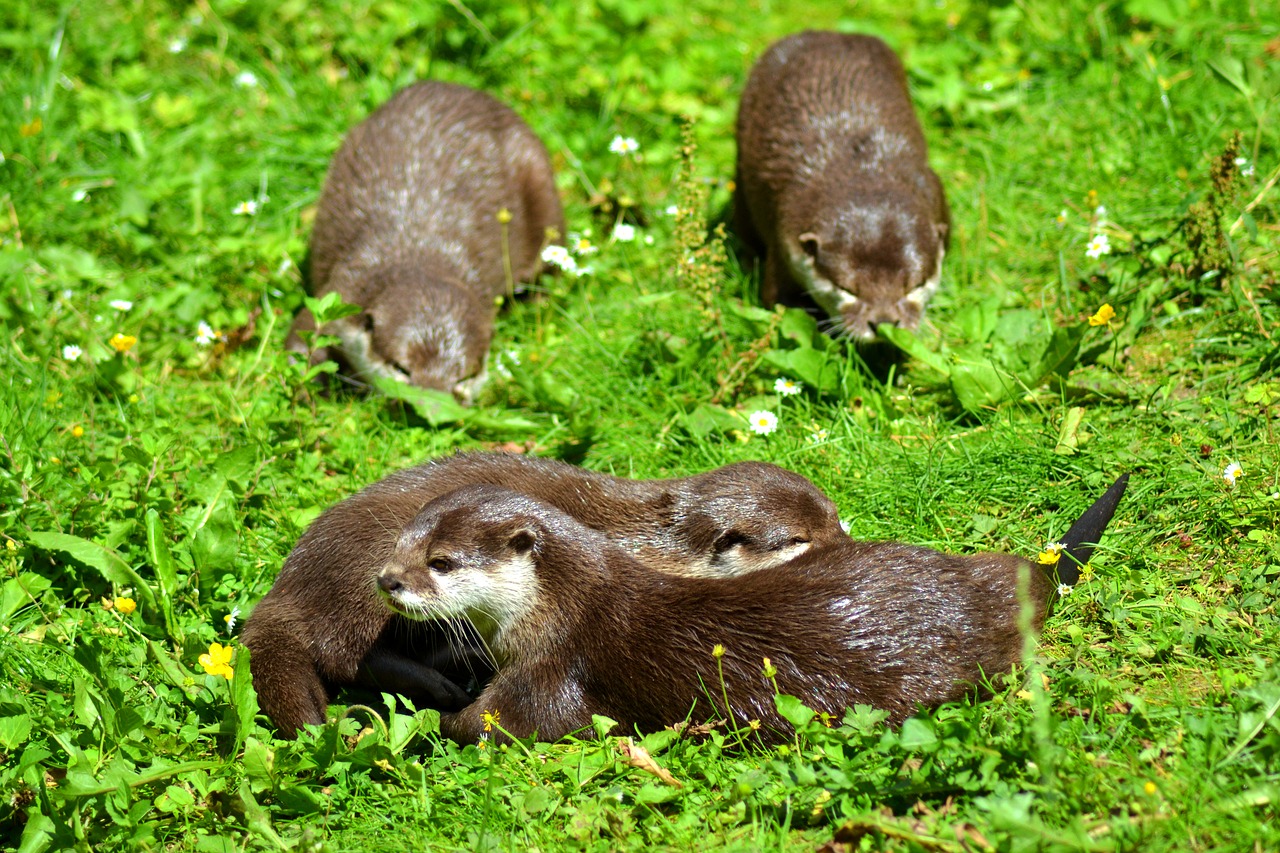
[377,476,1128,744]
[288,81,564,401]
[243,453,847,736]
[734,31,950,340]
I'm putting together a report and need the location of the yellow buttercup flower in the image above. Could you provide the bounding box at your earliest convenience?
[1037,542,1065,565]
[482,709,500,733]
[712,644,726,659]
[115,597,137,615]
[1088,304,1115,326]
[199,642,234,680]
[109,333,138,353]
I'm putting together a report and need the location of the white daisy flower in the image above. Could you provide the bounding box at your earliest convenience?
[224,606,241,633]
[1223,462,1243,487]
[109,299,133,311]
[62,344,83,361]
[232,199,259,216]
[195,321,220,346]
[748,410,778,436]
[540,244,578,273]
[1085,233,1111,259]
[613,223,636,243]
[234,71,259,88]
[1057,583,1072,597]
[774,378,802,396]
[568,233,597,256]
[608,135,640,156]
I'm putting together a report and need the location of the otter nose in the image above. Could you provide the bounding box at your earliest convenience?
[377,572,404,594]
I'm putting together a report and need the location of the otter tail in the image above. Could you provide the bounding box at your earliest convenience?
[1053,473,1130,587]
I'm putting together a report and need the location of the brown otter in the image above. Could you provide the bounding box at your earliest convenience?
[287,80,565,401]
[734,31,950,340]
[377,475,1128,744]
[242,453,846,736]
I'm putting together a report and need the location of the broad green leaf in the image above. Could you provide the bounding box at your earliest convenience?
[26,531,157,613]
[774,694,816,729]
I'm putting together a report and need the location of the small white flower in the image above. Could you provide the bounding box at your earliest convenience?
[644,234,655,246]
[168,37,188,54]
[234,70,259,88]
[1054,209,1067,228]
[576,264,594,276]
[493,349,521,379]
[748,410,778,436]
[1085,233,1111,259]
[109,299,133,312]
[608,135,640,156]
[232,199,259,216]
[567,233,597,256]
[1235,157,1255,178]
[540,244,578,273]
[1057,583,1072,597]
[72,189,88,202]
[61,289,74,301]
[665,204,679,216]
[774,377,802,396]
[613,223,636,243]
[1095,205,1107,219]
[62,344,83,361]
[195,321,220,346]
[808,428,829,444]
[1223,462,1243,486]
[224,606,241,634]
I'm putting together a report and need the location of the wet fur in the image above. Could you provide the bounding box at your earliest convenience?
[381,477,1127,744]
[242,453,846,736]
[734,31,950,340]
[287,81,564,399]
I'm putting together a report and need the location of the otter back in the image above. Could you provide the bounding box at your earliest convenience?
[377,478,1126,744]
[289,81,565,400]
[734,31,949,340]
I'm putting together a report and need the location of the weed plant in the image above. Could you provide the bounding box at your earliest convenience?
[2,0,1279,850]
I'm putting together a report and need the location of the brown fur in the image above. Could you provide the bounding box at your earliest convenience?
[288,80,565,400]
[242,453,845,736]
[378,485,1061,744]
[734,31,950,340]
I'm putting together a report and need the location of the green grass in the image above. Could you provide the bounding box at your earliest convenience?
[2,0,1279,849]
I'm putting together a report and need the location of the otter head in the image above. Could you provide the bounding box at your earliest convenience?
[675,462,847,576]
[376,485,540,648]
[329,267,494,402]
[786,193,947,341]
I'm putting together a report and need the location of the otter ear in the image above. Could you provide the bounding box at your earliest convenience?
[712,529,750,554]
[934,221,950,246]
[798,232,821,260]
[507,528,536,554]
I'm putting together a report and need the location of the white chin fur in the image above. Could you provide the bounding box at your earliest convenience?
[432,553,540,641]
[904,246,945,313]
[714,540,813,575]
[331,318,411,384]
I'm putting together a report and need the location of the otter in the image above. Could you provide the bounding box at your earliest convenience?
[242,453,846,736]
[287,80,565,401]
[734,31,950,340]
[377,475,1129,744]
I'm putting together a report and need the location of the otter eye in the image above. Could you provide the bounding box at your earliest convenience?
[786,537,810,548]
[428,557,452,573]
